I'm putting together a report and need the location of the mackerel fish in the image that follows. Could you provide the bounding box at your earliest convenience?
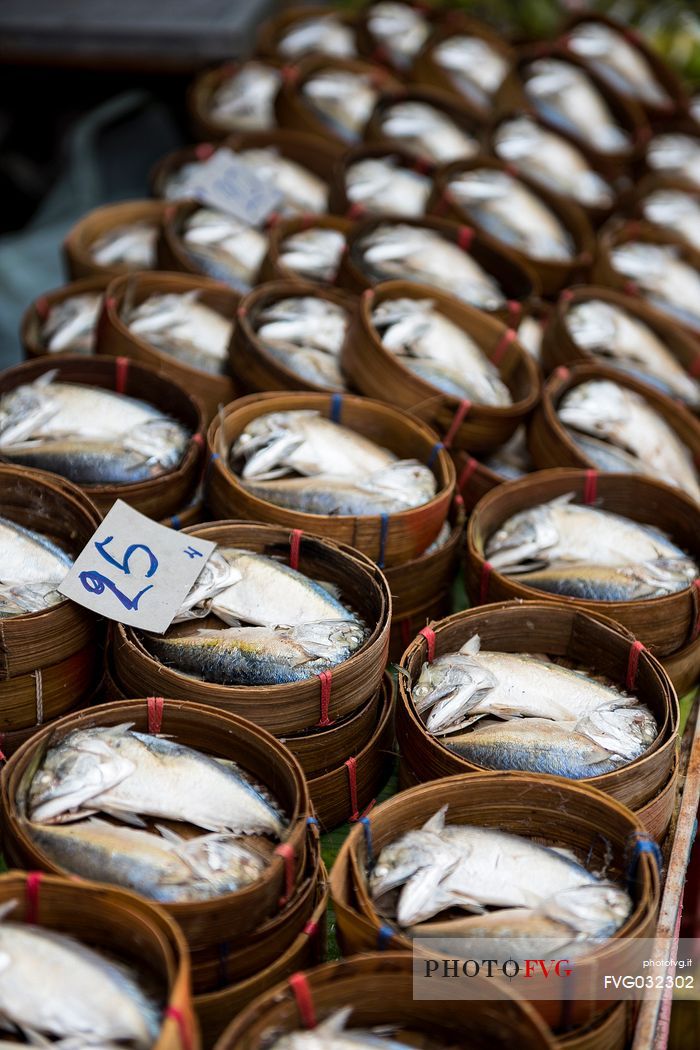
[356,223,506,311]
[564,299,700,407]
[433,35,508,113]
[369,805,631,928]
[610,241,700,330]
[0,373,190,485]
[89,221,158,269]
[28,723,286,835]
[124,290,233,375]
[28,817,268,903]
[558,378,700,501]
[641,188,700,252]
[41,293,102,354]
[646,133,700,189]
[480,426,533,480]
[447,168,575,262]
[378,100,480,165]
[567,21,671,108]
[278,227,346,282]
[0,901,159,1046]
[345,156,431,217]
[207,61,282,131]
[277,14,356,60]
[255,295,348,390]
[367,2,430,69]
[371,296,512,404]
[182,207,268,292]
[269,1008,413,1049]
[0,515,72,617]
[301,69,379,143]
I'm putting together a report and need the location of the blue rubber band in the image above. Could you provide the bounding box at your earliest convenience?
[330,394,343,423]
[377,513,389,569]
[170,514,182,530]
[626,832,663,889]
[210,452,219,462]
[306,816,319,828]
[360,815,374,867]
[377,925,393,950]
[427,441,444,468]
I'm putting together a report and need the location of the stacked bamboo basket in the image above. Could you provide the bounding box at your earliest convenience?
[2,2,700,1048]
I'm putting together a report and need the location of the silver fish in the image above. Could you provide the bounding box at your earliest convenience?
[516,316,544,363]
[41,294,102,355]
[367,2,430,69]
[0,373,190,485]
[145,619,365,685]
[413,633,649,735]
[90,221,158,269]
[0,515,72,617]
[28,817,267,903]
[370,806,622,927]
[480,426,532,479]
[357,223,506,311]
[371,296,512,404]
[270,1007,412,1050]
[567,22,671,108]
[525,58,631,154]
[641,188,700,252]
[506,560,699,602]
[208,61,282,131]
[183,207,268,291]
[422,520,452,555]
[564,299,700,408]
[433,35,508,112]
[302,69,378,143]
[0,901,159,1047]
[29,724,285,835]
[125,290,233,375]
[278,227,346,282]
[447,168,575,262]
[558,379,700,501]
[378,100,480,165]
[278,15,356,60]
[646,133,700,189]
[345,156,431,217]
[256,296,348,390]
[494,116,614,208]
[175,546,359,628]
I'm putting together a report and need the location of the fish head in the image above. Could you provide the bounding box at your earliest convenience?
[544,884,633,939]
[396,851,465,926]
[484,506,559,570]
[29,733,135,823]
[369,829,446,899]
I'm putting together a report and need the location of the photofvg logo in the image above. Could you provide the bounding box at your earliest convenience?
[412,937,700,1002]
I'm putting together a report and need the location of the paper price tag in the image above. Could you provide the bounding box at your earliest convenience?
[58,500,216,633]
[177,147,283,227]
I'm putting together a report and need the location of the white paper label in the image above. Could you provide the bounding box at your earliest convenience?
[58,500,216,633]
[178,147,283,226]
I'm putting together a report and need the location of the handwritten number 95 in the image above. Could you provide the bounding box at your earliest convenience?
[79,535,159,610]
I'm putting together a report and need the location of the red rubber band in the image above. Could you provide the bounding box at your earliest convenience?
[303,919,319,938]
[583,469,598,505]
[371,44,391,66]
[479,562,493,604]
[194,142,215,161]
[282,65,299,85]
[419,625,436,663]
[192,432,204,448]
[626,640,645,692]
[443,399,472,449]
[689,357,700,379]
[165,1007,192,1050]
[35,295,49,320]
[458,226,474,252]
[458,456,479,494]
[114,356,129,394]
[345,755,360,822]
[556,365,571,380]
[623,280,639,297]
[317,670,333,727]
[491,328,517,367]
[147,696,164,734]
[237,304,247,319]
[506,299,522,327]
[25,872,43,924]
[346,202,366,220]
[289,529,303,570]
[559,289,575,303]
[275,842,295,907]
[288,972,317,1029]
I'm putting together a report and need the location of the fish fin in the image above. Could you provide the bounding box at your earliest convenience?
[459,634,481,656]
[549,846,580,864]
[314,579,343,600]
[421,805,448,834]
[154,824,184,845]
[98,806,147,828]
[0,900,17,923]
[317,1008,353,1035]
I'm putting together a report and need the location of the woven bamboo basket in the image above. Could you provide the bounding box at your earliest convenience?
[195,867,328,1047]
[187,59,284,141]
[396,601,679,839]
[528,362,700,487]
[429,155,595,296]
[540,285,700,387]
[64,200,167,280]
[328,142,436,220]
[343,279,541,452]
[0,698,310,952]
[385,495,464,661]
[281,686,382,780]
[559,12,687,120]
[627,173,700,252]
[592,219,700,340]
[205,391,455,566]
[98,271,238,424]
[157,201,226,283]
[20,276,110,359]
[465,468,700,657]
[354,1,439,74]
[0,465,102,680]
[110,520,391,734]
[150,129,339,204]
[215,952,557,1050]
[330,772,660,1034]
[337,214,539,325]
[255,4,358,62]
[660,632,700,697]
[230,279,354,394]
[0,355,205,519]
[0,673,105,760]
[160,491,205,531]
[0,870,198,1050]
[363,85,487,165]
[409,14,515,120]
[274,56,401,151]
[257,214,352,285]
[451,438,535,513]
[306,670,395,831]
[0,642,102,734]
[495,51,649,181]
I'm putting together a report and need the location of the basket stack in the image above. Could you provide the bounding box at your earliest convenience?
[64,200,166,280]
